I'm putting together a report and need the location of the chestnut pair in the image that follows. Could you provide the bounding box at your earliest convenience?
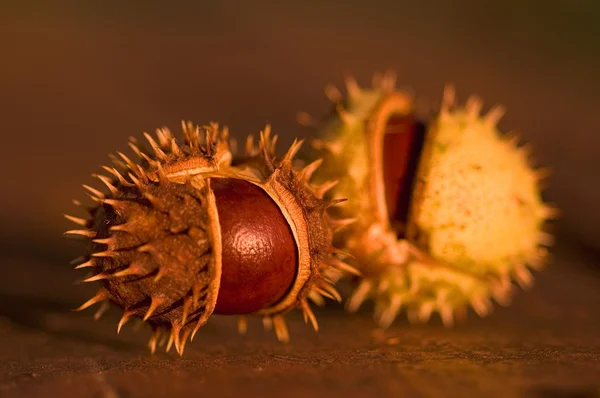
[65,71,555,355]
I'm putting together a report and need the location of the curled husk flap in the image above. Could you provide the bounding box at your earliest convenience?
[301,71,557,328]
[65,122,355,355]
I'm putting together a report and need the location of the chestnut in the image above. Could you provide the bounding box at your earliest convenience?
[300,71,557,328]
[65,122,357,356]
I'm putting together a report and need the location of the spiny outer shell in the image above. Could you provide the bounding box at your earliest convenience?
[94,176,221,333]
[303,72,555,328]
[67,122,350,355]
[304,73,415,277]
[407,90,548,277]
[73,123,230,355]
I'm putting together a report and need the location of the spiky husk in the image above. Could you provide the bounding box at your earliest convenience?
[65,122,355,355]
[301,71,557,328]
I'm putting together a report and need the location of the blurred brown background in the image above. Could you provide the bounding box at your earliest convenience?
[1,2,600,397]
[1,0,599,253]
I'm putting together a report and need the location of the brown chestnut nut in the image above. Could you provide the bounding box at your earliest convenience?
[211,177,298,315]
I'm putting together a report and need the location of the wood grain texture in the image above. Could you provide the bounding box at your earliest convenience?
[0,238,598,398]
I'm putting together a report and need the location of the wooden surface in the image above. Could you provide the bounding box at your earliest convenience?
[1,238,599,398]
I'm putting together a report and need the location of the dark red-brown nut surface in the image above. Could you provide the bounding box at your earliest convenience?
[212,178,297,314]
[383,115,426,233]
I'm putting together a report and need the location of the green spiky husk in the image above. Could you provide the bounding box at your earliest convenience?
[304,72,556,328]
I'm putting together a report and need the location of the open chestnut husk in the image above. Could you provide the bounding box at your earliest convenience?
[65,122,357,355]
[299,71,557,328]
